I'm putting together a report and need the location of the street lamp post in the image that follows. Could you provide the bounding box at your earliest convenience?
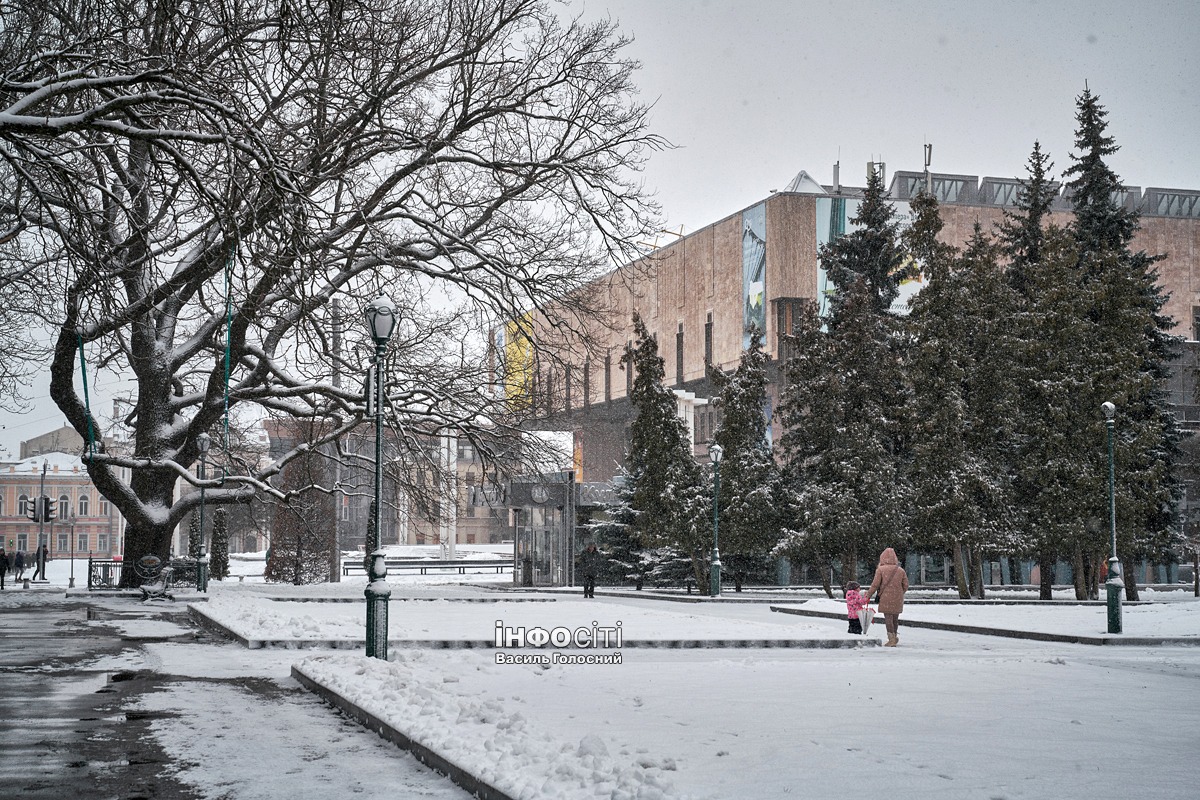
[364,294,397,659]
[197,433,211,593]
[1102,401,1122,634]
[68,511,76,589]
[709,443,724,598]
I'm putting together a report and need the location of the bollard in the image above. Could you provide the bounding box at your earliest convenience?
[365,550,391,659]
[23,578,30,589]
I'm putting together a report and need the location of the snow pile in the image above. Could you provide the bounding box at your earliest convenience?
[299,652,688,800]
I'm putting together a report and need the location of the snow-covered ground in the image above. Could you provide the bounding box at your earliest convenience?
[6,560,1199,799]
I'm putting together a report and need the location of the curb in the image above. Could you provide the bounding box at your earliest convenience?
[292,664,517,800]
[190,605,876,650]
[769,605,1200,646]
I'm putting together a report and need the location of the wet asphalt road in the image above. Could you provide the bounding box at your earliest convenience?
[0,599,205,799]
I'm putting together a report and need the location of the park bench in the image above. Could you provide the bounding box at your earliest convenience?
[341,558,513,577]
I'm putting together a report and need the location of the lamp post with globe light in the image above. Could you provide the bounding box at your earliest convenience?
[709,443,724,598]
[1102,401,1122,634]
[364,295,397,659]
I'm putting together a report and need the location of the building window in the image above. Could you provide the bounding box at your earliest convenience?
[78,494,90,517]
[624,341,633,397]
[59,494,70,520]
[18,494,32,517]
[604,350,612,403]
[704,312,713,367]
[0,495,4,516]
[99,498,110,516]
[457,441,476,462]
[77,534,88,553]
[58,533,68,552]
[98,534,109,552]
[583,359,591,408]
[341,496,350,521]
[676,323,684,386]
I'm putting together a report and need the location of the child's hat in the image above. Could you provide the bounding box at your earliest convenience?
[846,581,860,591]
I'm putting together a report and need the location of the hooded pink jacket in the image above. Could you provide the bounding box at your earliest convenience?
[865,548,909,615]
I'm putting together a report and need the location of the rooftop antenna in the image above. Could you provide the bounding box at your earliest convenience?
[833,160,841,193]
[924,143,933,195]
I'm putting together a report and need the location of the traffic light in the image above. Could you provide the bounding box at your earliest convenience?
[42,496,56,522]
[26,498,40,523]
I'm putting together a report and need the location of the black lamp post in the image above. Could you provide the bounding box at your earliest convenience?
[1102,401,1122,634]
[364,294,397,659]
[709,443,724,598]
[197,432,211,592]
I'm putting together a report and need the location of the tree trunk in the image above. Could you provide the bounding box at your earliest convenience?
[819,555,833,599]
[973,547,986,600]
[1090,552,1104,600]
[1121,556,1140,601]
[1071,547,1087,600]
[1194,550,1199,598]
[840,550,858,590]
[1037,551,1055,600]
[691,553,709,596]
[952,540,970,599]
[116,469,179,588]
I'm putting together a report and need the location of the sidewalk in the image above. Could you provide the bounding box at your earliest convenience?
[190,581,1200,799]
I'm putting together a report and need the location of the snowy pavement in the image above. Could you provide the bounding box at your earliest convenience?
[6,562,1199,800]
[203,580,1199,800]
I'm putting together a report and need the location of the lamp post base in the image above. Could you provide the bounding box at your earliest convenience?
[365,550,391,659]
[710,549,721,598]
[1105,556,1123,634]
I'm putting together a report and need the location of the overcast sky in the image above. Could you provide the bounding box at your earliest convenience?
[571,0,1200,233]
[3,0,1198,457]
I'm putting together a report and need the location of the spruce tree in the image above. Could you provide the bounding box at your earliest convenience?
[777,282,909,590]
[1064,87,1181,600]
[710,327,781,590]
[210,507,230,580]
[996,141,1058,298]
[624,314,709,589]
[820,164,908,323]
[907,218,1022,598]
[776,299,840,597]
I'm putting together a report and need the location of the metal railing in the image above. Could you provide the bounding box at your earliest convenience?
[87,557,205,591]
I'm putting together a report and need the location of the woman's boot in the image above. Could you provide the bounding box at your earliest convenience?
[885,632,898,647]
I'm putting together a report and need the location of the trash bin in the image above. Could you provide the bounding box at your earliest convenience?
[23,578,30,589]
[522,556,533,587]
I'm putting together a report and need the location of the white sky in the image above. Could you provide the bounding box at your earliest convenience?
[570,0,1200,233]
[4,0,1198,457]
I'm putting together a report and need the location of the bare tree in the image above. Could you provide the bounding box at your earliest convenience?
[1,0,662,583]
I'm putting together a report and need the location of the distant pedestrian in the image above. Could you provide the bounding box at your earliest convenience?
[14,550,25,581]
[844,581,867,634]
[32,544,48,582]
[0,547,7,589]
[579,543,602,599]
[865,548,910,647]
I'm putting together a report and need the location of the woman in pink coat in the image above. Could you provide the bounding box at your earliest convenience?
[865,547,909,647]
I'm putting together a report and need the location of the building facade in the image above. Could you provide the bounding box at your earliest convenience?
[513,167,1200,482]
[0,450,125,562]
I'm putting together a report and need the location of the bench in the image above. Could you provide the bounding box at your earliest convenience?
[342,558,514,577]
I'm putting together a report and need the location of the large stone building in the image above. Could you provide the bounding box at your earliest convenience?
[511,167,1200,482]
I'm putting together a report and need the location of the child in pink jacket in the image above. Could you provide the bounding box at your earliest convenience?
[845,581,867,634]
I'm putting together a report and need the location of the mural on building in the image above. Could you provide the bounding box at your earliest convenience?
[741,202,767,348]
